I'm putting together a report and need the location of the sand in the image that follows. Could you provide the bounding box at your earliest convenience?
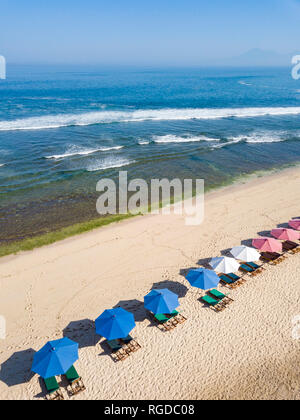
[0,167,300,400]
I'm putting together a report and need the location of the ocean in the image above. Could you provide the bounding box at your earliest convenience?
[1,65,300,243]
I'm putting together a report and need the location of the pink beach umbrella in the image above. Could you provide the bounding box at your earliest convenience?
[271,228,300,241]
[289,219,300,231]
[252,237,282,253]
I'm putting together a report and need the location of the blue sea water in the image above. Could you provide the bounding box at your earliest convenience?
[0,65,300,241]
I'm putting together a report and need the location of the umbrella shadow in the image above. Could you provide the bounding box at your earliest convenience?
[113,299,147,323]
[277,222,289,228]
[179,267,198,279]
[0,349,35,387]
[241,238,255,247]
[63,319,96,349]
[257,230,272,238]
[196,257,212,268]
[151,280,189,299]
[220,248,233,257]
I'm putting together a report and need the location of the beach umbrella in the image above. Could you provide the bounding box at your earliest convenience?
[230,246,261,262]
[288,219,300,231]
[144,289,179,314]
[186,268,220,290]
[209,256,240,274]
[32,338,79,379]
[252,237,282,253]
[271,228,300,241]
[95,308,135,340]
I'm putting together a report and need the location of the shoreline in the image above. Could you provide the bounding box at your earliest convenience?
[1,163,299,260]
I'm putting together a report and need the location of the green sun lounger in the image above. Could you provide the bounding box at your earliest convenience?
[208,289,234,305]
[121,335,142,353]
[208,289,227,300]
[65,365,86,395]
[226,273,241,281]
[219,275,235,284]
[154,310,179,324]
[44,376,64,400]
[66,365,80,384]
[107,339,128,361]
[122,335,133,344]
[240,264,255,273]
[247,262,260,269]
[153,310,183,331]
[200,295,224,312]
[107,339,122,352]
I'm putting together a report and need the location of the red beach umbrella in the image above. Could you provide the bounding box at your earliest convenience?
[288,219,300,231]
[252,237,282,253]
[271,228,300,241]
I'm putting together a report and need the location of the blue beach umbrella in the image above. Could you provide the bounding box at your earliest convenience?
[32,338,79,379]
[186,268,220,290]
[95,308,136,340]
[144,289,179,315]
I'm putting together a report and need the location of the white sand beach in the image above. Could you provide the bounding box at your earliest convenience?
[0,167,300,400]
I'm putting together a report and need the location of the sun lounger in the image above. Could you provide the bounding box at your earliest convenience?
[65,365,86,395]
[208,289,234,305]
[240,264,255,274]
[121,335,141,353]
[200,295,225,312]
[246,262,262,270]
[153,310,186,331]
[219,274,244,289]
[261,252,284,264]
[107,339,128,361]
[44,376,64,401]
[226,273,242,281]
[240,263,262,276]
[283,241,300,253]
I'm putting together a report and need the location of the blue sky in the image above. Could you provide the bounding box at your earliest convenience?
[1,0,300,65]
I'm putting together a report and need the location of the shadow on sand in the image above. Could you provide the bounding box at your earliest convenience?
[151,280,189,298]
[63,319,96,349]
[0,349,35,387]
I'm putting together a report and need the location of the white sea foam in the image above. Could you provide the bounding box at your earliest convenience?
[45,145,123,159]
[2,106,300,131]
[238,81,252,86]
[0,164,5,167]
[138,141,150,145]
[212,131,292,149]
[153,134,219,144]
[87,158,135,172]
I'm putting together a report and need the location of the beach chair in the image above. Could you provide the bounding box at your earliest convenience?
[153,310,186,331]
[65,365,86,396]
[246,262,263,270]
[121,335,141,353]
[200,295,225,312]
[226,273,242,281]
[283,241,300,254]
[240,263,262,276]
[153,311,177,331]
[44,376,64,401]
[260,252,281,264]
[107,339,128,362]
[208,289,234,306]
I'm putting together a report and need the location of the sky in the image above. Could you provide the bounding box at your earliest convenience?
[1,0,300,66]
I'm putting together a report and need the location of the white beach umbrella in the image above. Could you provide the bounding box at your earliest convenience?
[230,246,261,262]
[209,256,240,274]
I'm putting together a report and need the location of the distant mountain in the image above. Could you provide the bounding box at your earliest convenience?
[221,48,292,67]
